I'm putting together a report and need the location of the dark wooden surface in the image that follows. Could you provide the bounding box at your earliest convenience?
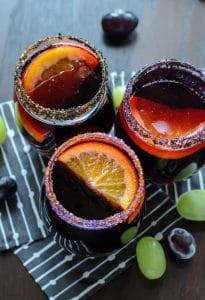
[0,0,205,299]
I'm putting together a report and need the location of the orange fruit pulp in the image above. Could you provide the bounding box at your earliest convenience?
[119,96,205,159]
[57,141,139,216]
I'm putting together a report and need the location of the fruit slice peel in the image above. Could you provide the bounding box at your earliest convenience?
[120,99,205,159]
[58,141,138,210]
[22,46,99,92]
[130,96,205,138]
[15,102,51,143]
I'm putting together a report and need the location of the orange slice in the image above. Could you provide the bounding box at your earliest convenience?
[58,141,138,210]
[120,100,205,159]
[15,102,51,143]
[22,46,99,92]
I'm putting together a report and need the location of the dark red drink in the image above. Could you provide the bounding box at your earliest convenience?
[115,60,205,184]
[42,133,145,255]
[14,36,115,156]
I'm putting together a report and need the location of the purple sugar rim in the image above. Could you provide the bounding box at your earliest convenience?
[45,133,145,230]
[123,59,205,151]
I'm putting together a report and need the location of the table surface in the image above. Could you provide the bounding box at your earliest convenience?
[0,0,205,299]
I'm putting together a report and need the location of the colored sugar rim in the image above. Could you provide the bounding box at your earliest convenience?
[14,35,108,126]
[122,59,205,152]
[45,132,145,229]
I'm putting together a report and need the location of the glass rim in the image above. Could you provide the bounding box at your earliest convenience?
[122,59,205,151]
[14,35,108,126]
[44,132,145,230]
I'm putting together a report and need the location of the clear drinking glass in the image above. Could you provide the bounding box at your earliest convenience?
[115,59,205,184]
[41,132,145,255]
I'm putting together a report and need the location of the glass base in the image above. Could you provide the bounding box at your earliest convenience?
[39,184,143,257]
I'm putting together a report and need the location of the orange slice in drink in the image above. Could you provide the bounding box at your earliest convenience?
[15,102,50,143]
[22,46,99,108]
[131,96,205,138]
[119,96,205,159]
[58,141,138,211]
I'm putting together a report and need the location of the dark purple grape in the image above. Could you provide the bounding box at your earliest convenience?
[102,9,138,37]
[0,176,17,201]
[168,228,196,260]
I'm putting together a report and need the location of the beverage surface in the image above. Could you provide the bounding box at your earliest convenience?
[22,45,100,109]
[130,96,205,138]
[131,81,205,138]
[118,80,205,160]
[52,141,138,219]
[130,81,205,138]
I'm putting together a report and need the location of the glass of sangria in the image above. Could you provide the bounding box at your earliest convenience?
[115,59,205,184]
[41,132,145,255]
[14,35,115,156]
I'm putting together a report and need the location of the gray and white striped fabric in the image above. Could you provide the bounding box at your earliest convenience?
[13,172,204,300]
[0,101,49,250]
[0,72,204,300]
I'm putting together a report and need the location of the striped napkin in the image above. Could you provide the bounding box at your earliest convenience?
[13,170,205,300]
[14,182,184,300]
[0,100,49,250]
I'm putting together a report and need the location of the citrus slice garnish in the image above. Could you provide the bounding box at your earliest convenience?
[58,141,138,210]
[22,46,99,91]
[22,46,99,109]
[15,102,50,143]
[120,96,205,159]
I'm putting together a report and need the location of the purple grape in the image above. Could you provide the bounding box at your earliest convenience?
[0,176,17,201]
[102,9,138,37]
[168,228,196,260]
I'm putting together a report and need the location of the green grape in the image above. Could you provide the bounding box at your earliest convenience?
[0,115,6,145]
[14,102,23,132]
[112,85,126,110]
[120,226,139,244]
[177,189,205,221]
[174,162,197,181]
[136,236,166,280]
